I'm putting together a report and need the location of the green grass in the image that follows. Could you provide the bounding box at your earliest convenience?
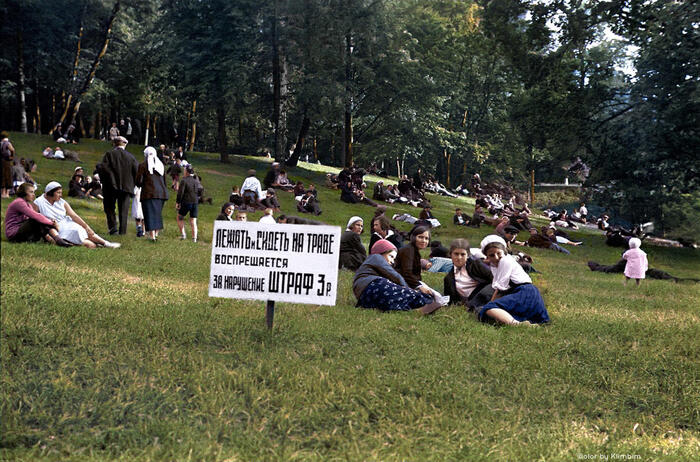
[2,132,699,461]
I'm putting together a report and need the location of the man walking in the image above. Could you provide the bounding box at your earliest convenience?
[99,136,138,235]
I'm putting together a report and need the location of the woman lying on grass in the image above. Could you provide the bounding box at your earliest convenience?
[353,239,449,314]
[478,235,549,326]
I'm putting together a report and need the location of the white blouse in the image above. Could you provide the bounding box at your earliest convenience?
[490,254,532,291]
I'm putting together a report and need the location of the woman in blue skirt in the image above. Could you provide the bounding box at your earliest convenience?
[479,235,550,325]
[353,239,449,315]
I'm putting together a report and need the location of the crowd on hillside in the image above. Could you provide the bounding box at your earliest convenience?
[4,129,698,320]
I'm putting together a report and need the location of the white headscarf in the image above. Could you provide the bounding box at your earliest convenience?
[628,237,642,249]
[346,216,363,231]
[480,234,507,251]
[144,146,164,176]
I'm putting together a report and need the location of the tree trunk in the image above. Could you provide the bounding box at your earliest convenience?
[343,32,353,167]
[216,104,228,162]
[57,8,85,127]
[445,149,451,189]
[17,30,28,133]
[285,114,310,167]
[33,75,41,133]
[272,0,288,161]
[189,100,197,150]
[152,115,158,141]
[144,114,150,145]
[313,136,317,161]
[68,0,120,123]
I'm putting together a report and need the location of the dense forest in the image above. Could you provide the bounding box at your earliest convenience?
[1,0,698,238]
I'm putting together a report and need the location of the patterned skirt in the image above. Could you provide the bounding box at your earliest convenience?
[357,278,434,311]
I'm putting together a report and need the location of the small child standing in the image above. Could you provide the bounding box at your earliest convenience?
[623,238,648,286]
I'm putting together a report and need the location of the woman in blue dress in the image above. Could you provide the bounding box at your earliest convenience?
[479,235,550,326]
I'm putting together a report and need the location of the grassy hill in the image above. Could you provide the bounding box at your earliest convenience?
[1,132,699,461]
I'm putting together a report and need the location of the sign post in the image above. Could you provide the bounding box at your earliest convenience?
[266,300,275,330]
[209,221,341,329]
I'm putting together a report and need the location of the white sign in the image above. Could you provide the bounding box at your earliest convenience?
[209,221,341,305]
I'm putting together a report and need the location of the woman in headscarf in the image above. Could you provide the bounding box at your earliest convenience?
[339,216,366,271]
[135,146,169,241]
[34,181,120,248]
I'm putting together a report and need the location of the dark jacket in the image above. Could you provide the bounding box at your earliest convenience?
[395,244,422,289]
[527,233,554,248]
[100,147,138,195]
[177,175,199,204]
[443,256,493,306]
[369,231,402,253]
[340,183,358,204]
[135,163,169,201]
[263,168,278,189]
[339,230,366,271]
[352,254,407,298]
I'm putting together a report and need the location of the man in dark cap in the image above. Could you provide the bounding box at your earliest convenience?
[98,136,138,234]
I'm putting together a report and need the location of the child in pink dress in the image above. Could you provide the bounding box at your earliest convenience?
[622,238,648,286]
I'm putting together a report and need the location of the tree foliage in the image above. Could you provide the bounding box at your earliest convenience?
[1,0,697,236]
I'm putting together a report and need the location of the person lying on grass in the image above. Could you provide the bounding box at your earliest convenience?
[34,181,120,249]
[478,235,549,326]
[443,238,494,312]
[353,239,449,314]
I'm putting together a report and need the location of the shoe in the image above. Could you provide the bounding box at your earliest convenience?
[108,230,118,235]
[439,295,451,306]
[193,238,197,243]
[104,241,121,248]
[180,235,187,240]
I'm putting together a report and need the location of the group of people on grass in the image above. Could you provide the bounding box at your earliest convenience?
[349,222,550,326]
[5,130,686,296]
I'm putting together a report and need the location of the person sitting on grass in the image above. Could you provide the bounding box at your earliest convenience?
[297,189,322,215]
[478,235,549,326]
[68,169,87,199]
[86,174,104,200]
[339,216,367,271]
[4,183,70,246]
[260,188,281,212]
[272,169,295,192]
[259,208,276,224]
[353,239,449,314]
[443,238,494,312]
[623,237,648,287]
[34,181,120,249]
[453,208,471,226]
[241,169,264,211]
[369,215,402,252]
[395,225,432,289]
[216,202,235,221]
[228,185,244,208]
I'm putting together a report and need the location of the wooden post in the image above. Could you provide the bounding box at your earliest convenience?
[266,300,275,330]
[530,169,535,204]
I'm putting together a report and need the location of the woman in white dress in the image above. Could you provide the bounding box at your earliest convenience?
[34,181,121,249]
